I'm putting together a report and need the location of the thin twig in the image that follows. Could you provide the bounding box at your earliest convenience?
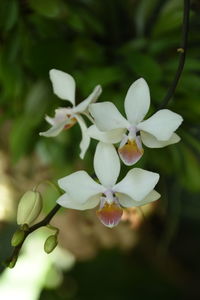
[29,204,61,233]
[5,204,61,267]
[159,0,190,108]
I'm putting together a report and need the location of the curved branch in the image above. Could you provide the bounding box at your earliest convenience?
[29,204,61,233]
[5,204,61,268]
[159,0,190,109]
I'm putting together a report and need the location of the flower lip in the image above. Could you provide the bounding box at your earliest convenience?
[118,135,144,166]
[64,117,77,130]
[96,192,123,228]
[96,202,123,228]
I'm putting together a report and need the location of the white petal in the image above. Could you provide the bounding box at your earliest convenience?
[57,193,100,210]
[141,131,181,148]
[138,190,160,206]
[75,114,90,159]
[45,115,55,125]
[137,109,183,141]
[118,189,160,207]
[113,168,159,202]
[45,108,72,125]
[89,102,129,131]
[49,69,76,105]
[94,142,120,188]
[125,78,150,124]
[39,119,69,137]
[74,85,102,113]
[58,171,103,203]
[87,125,125,143]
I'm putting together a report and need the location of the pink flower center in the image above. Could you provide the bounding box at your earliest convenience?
[96,192,123,228]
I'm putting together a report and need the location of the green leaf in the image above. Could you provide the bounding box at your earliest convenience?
[152,0,182,37]
[180,144,200,192]
[24,40,74,76]
[126,52,162,83]
[181,131,200,154]
[0,0,19,32]
[67,9,86,32]
[135,0,159,36]
[75,66,122,95]
[28,0,62,18]
[24,81,49,121]
[10,116,38,162]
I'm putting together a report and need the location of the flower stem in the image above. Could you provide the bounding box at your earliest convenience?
[29,204,61,233]
[159,0,190,108]
[5,204,61,268]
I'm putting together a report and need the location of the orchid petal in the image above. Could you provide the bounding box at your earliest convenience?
[118,189,160,207]
[141,131,181,148]
[45,108,72,126]
[39,119,69,137]
[89,102,129,131]
[94,142,120,188]
[75,114,90,159]
[137,109,183,141]
[137,190,161,206]
[74,85,102,113]
[57,193,100,210]
[87,125,125,144]
[58,171,103,203]
[45,115,55,126]
[125,78,150,124]
[49,69,76,105]
[114,168,159,202]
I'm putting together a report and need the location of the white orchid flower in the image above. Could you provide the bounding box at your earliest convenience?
[56,142,160,228]
[39,69,102,159]
[88,78,183,165]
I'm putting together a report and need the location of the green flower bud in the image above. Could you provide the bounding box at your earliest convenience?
[44,235,58,254]
[8,256,17,269]
[11,229,25,247]
[17,191,43,226]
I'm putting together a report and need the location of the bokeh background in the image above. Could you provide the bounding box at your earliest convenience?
[0,0,200,299]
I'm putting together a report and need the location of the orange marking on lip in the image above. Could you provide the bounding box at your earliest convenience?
[96,202,123,228]
[64,117,77,130]
[118,139,144,165]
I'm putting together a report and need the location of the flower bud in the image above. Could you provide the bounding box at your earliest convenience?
[17,191,43,225]
[8,256,17,269]
[11,229,25,247]
[44,235,58,254]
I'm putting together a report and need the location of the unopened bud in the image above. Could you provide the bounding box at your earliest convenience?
[8,256,18,269]
[44,235,58,254]
[11,229,25,247]
[17,191,43,226]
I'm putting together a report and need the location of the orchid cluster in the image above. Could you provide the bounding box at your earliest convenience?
[40,69,183,228]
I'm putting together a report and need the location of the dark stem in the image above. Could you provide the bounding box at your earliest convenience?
[159,0,190,109]
[29,204,61,233]
[5,204,61,267]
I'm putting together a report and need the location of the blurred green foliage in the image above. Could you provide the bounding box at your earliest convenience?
[0,0,200,298]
